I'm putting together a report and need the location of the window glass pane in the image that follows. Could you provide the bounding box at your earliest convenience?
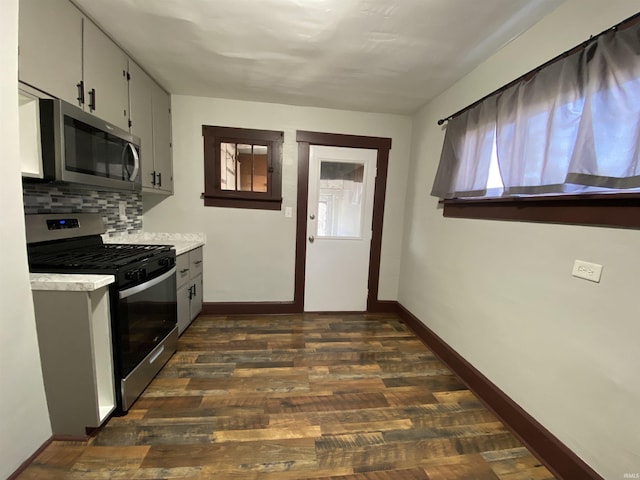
[253,154,268,193]
[203,125,283,210]
[237,144,253,192]
[317,161,365,238]
[220,142,236,191]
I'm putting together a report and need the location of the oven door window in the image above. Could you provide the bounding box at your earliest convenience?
[117,273,177,377]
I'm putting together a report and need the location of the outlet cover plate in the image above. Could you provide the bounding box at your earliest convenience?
[572,260,603,283]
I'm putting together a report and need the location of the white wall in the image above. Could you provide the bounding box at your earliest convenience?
[399,1,640,479]
[0,0,52,477]
[144,96,412,303]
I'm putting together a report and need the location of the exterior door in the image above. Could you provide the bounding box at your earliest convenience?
[304,145,377,311]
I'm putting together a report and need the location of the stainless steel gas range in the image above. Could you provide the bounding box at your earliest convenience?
[25,213,178,412]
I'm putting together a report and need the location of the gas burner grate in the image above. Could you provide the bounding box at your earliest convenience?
[28,243,172,270]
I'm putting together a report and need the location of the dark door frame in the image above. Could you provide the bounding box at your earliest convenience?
[202,130,393,316]
[294,130,393,312]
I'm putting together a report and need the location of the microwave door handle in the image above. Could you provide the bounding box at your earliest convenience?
[127,142,140,181]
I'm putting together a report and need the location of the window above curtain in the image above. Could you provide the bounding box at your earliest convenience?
[432,15,640,202]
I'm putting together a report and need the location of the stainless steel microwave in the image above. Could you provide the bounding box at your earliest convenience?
[37,98,141,191]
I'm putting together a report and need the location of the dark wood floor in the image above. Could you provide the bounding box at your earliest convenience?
[18,313,555,479]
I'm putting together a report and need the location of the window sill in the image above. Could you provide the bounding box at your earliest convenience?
[441,194,640,229]
[203,194,282,211]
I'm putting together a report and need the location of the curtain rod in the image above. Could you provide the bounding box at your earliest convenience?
[436,11,640,126]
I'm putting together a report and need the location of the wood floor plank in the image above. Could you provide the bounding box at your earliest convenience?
[16,313,556,480]
[432,390,478,404]
[141,438,317,470]
[309,467,430,480]
[424,458,500,480]
[264,392,390,414]
[321,419,413,436]
[309,377,387,394]
[212,425,322,442]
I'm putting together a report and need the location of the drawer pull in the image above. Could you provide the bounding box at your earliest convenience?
[194,260,203,265]
[149,345,165,364]
[180,268,189,274]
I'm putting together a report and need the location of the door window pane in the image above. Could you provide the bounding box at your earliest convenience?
[317,161,365,238]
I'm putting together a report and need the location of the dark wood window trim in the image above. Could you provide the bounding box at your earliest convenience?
[295,130,392,312]
[442,194,640,229]
[203,125,283,210]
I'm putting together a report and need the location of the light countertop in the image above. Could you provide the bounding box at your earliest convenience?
[30,232,204,292]
[30,273,115,292]
[103,232,206,256]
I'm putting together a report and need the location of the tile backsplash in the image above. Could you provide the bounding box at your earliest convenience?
[22,182,143,234]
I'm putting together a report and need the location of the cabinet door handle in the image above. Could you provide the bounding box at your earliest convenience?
[157,172,162,187]
[188,285,193,300]
[88,88,96,111]
[76,81,85,106]
[192,283,197,297]
[151,171,157,186]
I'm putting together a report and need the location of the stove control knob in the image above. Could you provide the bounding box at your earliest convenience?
[159,256,174,267]
[137,269,147,282]
[126,269,147,282]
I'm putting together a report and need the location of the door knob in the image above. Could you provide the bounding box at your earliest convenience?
[308,235,315,243]
[309,214,315,220]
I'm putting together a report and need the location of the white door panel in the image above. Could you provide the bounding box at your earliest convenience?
[304,146,377,311]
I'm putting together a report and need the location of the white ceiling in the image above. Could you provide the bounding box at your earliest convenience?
[73,0,564,115]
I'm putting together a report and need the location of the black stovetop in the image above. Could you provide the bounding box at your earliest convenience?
[27,236,172,272]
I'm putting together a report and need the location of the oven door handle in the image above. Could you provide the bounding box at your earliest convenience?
[119,266,176,299]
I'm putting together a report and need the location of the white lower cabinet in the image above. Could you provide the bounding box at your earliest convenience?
[31,287,115,436]
[176,247,203,335]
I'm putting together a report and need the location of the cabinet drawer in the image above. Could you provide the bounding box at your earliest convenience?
[176,253,190,288]
[190,247,203,279]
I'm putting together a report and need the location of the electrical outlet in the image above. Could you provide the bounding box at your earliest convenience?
[118,201,126,221]
[571,260,603,283]
[284,206,293,218]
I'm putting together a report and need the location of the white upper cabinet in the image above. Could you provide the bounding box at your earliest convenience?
[151,82,173,194]
[19,0,129,130]
[128,61,154,188]
[83,21,129,130]
[19,0,173,191]
[19,0,83,108]
[129,60,173,194]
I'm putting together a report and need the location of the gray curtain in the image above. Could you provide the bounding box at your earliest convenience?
[431,98,497,198]
[495,50,584,195]
[566,24,640,189]
[431,20,640,200]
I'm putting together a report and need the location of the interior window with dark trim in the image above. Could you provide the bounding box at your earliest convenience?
[202,126,283,210]
[431,13,640,229]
